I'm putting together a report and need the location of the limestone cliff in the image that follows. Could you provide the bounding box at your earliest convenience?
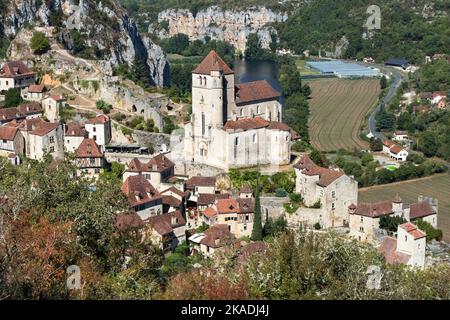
[0,0,169,87]
[151,6,287,52]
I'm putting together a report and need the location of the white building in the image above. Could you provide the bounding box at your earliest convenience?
[0,61,36,92]
[378,222,426,269]
[28,122,64,161]
[21,84,46,102]
[42,95,65,123]
[183,50,297,171]
[392,131,409,142]
[121,174,163,221]
[64,122,88,153]
[348,194,438,243]
[85,115,111,150]
[383,140,408,161]
[294,155,358,228]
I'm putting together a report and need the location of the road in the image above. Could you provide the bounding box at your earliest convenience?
[366,64,406,140]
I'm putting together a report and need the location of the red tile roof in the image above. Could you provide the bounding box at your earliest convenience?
[185,176,216,189]
[379,237,411,264]
[236,241,267,265]
[294,155,344,187]
[224,116,269,131]
[0,108,24,122]
[121,174,162,207]
[161,186,190,198]
[48,95,65,102]
[353,200,394,218]
[0,61,34,78]
[192,50,234,75]
[235,80,280,105]
[17,117,44,131]
[240,185,252,194]
[147,211,186,236]
[203,207,217,218]
[200,224,235,248]
[237,198,254,213]
[114,212,144,231]
[30,122,59,136]
[86,114,110,124]
[65,122,87,137]
[27,84,45,93]
[162,195,182,207]
[127,154,175,173]
[409,201,436,219]
[0,126,19,140]
[17,102,42,115]
[216,198,240,214]
[399,222,427,239]
[198,193,217,205]
[75,138,103,158]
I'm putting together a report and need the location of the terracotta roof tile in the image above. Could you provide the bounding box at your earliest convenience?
[127,154,175,173]
[378,237,411,264]
[294,155,344,187]
[235,80,280,105]
[237,198,254,213]
[185,176,216,189]
[65,122,87,137]
[216,198,240,214]
[161,186,190,198]
[121,174,162,207]
[193,50,234,75]
[17,102,42,115]
[147,211,186,236]
[0,61,34,78]
[236,241,267,265]
[203,207,217,218]
[0,107,25,122]
[409,201,435,219]
[86,114,110,124]
[75,138,103,158]
[353,200,394,218]
[399,222,427,239]
[198,193,217,205]
[30,122,59,136]
[200,224,235,248]
[114,212,144,231]
[162,195,182,207]
[27,84,45,93]
[0,126,19,140]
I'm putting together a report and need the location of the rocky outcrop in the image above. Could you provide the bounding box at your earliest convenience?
[0,0,168,87]
[151,6,287,52]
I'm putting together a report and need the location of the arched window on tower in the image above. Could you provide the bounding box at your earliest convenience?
[201,113,205,136]
[199,76,202,85]
[204,77,207,86]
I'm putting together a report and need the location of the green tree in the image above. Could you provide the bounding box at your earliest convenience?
[379,215,407,232]
[380,75,387,90]
[30,31,50,55]
[251,186,263,241]
[4,88,22,107]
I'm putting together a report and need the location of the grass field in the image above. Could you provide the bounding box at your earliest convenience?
[296,59,321,76]
[359,173,450,241]
[306,78,381,152]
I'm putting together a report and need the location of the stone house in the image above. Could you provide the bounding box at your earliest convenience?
[378,222,426,269]
[183,50,297,171]
[393,131,409,142]
[21,84,46,102]
[121,174,163,220]
[74,138,105,177]
[123,154,175,191]
[64,122,88,153]
[294,155,358,228]
[0,126,25,157]
[0,103,42,124]
[0,61,36,92]
[146,211,187,252]
[84,115,111,150]
[348,195,438,243]
[42,95,65,123]
[160,186,190,215]
[184,175,217,197]
[28,122,64,161]
[189,224,236,258]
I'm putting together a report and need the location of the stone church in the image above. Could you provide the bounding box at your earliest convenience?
[184,50,298,170]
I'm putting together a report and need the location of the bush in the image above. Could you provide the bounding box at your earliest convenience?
[275,188,288,197]
[416,219,443,242]
[96,100,112,114]
[379,215,407,232]
[310,200,321,209]
[313,222,321,230]
[121,126,133,136]
[4,88,22,107]
[289,193,303,204]
[30,31,50,55]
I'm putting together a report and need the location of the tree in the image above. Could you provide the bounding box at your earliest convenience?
[309,149,329,167]
[30,31,50,55]
[380,75,387,89]
[415,219,443,242]
[283,94,310,141]
[4,88,22,107]
[379,215,407,232]
[96,100,112,114]
[251,186,263,241]
[370,138,383,152]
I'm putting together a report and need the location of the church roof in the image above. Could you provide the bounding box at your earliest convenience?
[235,80,280,105]
[192,50,234,75]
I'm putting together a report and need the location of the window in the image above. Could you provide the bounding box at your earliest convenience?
[405,235,407,242]
[235,137,239,145]
[93,127,96,132]
[93,135,97,141]
[359,226,364,232]
[90,158,96,166]
[360,216,363,223]
[257,105,261,114]
[204,77,207,86]
[201,113,205,136]
[199,76,202,85]
[49,146,55,153]
[253,134,257,143]
[332,191,336,198]
[240,108,244,117]
[49,136,54,143]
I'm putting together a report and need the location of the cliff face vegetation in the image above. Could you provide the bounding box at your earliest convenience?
[0,0,169,87]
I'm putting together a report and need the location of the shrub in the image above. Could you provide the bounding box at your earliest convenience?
[289,193,303,204]
[416,219,443,242]
[96,100,112,114]
[275,188,288,197]
[313,222,321,230]
[311,200,321,209]
[30,31,50,55]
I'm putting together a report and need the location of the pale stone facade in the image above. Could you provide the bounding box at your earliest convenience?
[42,95,65,123]
[294,155,358,228]
[183,51,295,171]
[84,115,112,150]
[28,123,64,161]
[0,126,25,157]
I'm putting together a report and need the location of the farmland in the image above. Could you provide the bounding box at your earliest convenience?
[359,173,450,241]
[306,78,381,152]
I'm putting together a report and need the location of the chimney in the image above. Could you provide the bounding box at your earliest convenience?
[171,215,178,225]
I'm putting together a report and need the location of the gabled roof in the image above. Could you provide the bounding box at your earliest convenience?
[147,211,186,236]
[294,155,344,187]
[203,207,217,218]
[27,84,45,93]
[86,114,110,124]
[30,122,59,136]
[0,61,34,78]
[75,138,103,158]
[409,201,436,219]
[17,102,42,115]
[223,117,269,131]
[0,107,25,122]
[216,198,240,214]
[185,176,216,189]
[17,117,44,132]
[114,212,144,231]
[126,154,175,173]
[399,222,427,239]
[352,200,394,218]
[161,186,190,198]
[65,122,87,137]
[162,195,182,207]
[0,126,20,141]
[235,80,280,105]
[200,224,235,248]
[192,50,234,75]
[379,237,411,264]
[121,174,162,207]
[237,198,255,213]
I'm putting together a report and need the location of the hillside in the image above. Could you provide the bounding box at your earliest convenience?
[0,0,169,87]
[121,0,450,63]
